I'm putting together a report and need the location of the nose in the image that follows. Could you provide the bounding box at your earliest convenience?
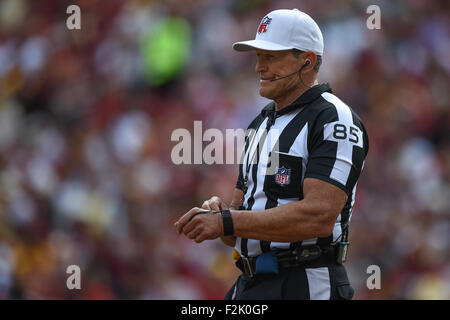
[255,56,267,74]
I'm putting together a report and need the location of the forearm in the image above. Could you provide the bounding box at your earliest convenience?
[231,199,335,242]
[175,178,347,246]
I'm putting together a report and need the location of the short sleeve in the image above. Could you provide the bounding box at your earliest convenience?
[305,103,369,196]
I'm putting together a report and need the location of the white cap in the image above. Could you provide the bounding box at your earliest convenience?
[233,9,324,56]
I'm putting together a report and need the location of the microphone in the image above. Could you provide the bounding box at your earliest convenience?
[269,68,303,82]
[269,60,310,82]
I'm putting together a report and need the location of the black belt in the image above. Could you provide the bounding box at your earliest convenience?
[236,245,336,278]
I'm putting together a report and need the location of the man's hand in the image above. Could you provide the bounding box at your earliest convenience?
[201,196,228,211]
[201,196,237,247]
[175,194,239,246]
[174,207,223,243]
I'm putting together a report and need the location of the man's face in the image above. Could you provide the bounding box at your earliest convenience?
[255,49,302,101]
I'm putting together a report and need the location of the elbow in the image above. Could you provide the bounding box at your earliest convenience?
[315,223,334,238]
[313,202,341,238]
[311,213,336,238]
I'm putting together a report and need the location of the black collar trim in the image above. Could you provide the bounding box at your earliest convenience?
[261,83,332,118]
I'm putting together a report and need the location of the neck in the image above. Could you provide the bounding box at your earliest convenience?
[274,79,319,111]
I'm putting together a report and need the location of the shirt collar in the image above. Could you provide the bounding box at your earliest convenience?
[261,83,332,118]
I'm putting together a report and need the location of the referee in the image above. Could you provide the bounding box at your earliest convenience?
[175,9,369,300]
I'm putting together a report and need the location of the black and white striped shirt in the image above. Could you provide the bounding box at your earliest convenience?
[235,83,369,258]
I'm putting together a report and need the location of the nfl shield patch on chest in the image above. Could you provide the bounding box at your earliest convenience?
[275,167,291,186]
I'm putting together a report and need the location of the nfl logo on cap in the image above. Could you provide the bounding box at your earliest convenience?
[258,16,272,34]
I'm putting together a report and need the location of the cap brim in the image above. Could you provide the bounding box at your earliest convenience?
[232,39,293,52]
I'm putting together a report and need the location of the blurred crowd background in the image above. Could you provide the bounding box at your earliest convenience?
[0,0,449,299]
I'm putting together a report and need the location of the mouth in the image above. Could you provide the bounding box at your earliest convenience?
[260,77,275,83]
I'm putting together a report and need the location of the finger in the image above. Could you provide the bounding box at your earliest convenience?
[202,200,220,211]
[186,227,200,240]
[176,207,199,234]
[195,229,211,243]
[179,208,211,234]
[210,196,224,211]
[194,234,204,243]
[201,201,211,210]
[204,198,221,211]
[182,219,198,236]
[209,202,221,211]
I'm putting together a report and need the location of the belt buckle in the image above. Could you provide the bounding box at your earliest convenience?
[242,257,254,278]
[294,245,322,262]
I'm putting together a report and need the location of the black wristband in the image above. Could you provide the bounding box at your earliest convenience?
[221,210,234,236]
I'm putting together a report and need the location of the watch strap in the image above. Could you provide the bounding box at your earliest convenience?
[221,210,234,236]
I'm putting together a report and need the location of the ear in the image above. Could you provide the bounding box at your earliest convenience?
[302,51,317,71]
